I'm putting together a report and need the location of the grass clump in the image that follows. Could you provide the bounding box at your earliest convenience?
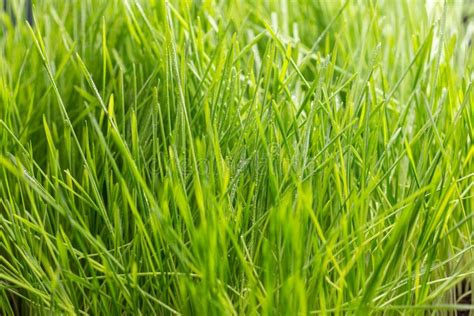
[0,0,473,314]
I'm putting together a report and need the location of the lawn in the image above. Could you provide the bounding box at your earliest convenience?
[0,0,473,314]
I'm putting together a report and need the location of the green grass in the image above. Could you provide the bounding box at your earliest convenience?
[0,0,473,314]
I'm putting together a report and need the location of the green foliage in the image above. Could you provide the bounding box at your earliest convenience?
[0,0,473,314]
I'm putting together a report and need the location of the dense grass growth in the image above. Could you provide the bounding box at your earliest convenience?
[0,0,473,314]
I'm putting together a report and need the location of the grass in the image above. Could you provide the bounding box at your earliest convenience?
[0,0,473,314]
